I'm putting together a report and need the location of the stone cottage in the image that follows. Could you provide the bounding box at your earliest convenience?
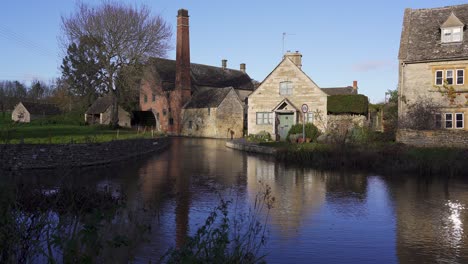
[85,96,131,127]
[247,52,328,140]
[398,4,468,131]
[139,9,254,138]
[12,101,61,123]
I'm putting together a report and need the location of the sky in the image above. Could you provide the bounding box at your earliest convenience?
[1,0,467,103]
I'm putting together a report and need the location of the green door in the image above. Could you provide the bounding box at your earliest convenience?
[278,113,294,141]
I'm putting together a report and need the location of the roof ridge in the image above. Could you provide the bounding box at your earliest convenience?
[410,3,468,12]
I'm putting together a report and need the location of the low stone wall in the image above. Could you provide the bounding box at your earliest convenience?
[396,129,468,147]
[0,138,170,171]
[225,139,277,155]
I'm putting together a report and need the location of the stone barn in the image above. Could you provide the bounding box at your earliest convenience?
[85,96,131,127]
[139,9,254,137]
[12,102,61,122]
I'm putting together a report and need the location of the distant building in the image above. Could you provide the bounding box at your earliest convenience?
[398,4,468,131]
[12,102,61,123]
[139,9,254,138]
[85,96,131,127]
[321,81,358,96]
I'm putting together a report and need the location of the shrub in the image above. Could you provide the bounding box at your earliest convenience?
[327,94,369,115]
[247,131,272,143]
[287,123,320,142]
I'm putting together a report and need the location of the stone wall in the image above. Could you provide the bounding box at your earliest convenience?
[327,114,367,128]
[396,129,468,147]
[0,138,170,171]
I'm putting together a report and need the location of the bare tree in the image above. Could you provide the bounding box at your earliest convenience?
[399,97,441,130]
[61,1,172,127]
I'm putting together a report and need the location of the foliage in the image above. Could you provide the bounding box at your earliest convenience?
[287,123,320,142]
[327,94,369,115]
[399,97,441,130]
[161,184,275,264]
[247,131,272,143]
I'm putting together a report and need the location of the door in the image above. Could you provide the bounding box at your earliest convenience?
[277,113,294,141]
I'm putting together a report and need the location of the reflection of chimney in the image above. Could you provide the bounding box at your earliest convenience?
[353,80,358,93]
[240,63,246,73]
[222,59,227,70]
[284,51,302,69]
[175,9,191,93]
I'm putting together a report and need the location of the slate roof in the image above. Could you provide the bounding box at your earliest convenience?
[184,87,234,109]
[321,86,357,96]
[148,58,254,91]
[399,4,468,63]
[20,102,61,115]
[86,96,112,114]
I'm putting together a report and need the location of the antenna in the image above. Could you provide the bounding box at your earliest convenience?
[282,32,296,56]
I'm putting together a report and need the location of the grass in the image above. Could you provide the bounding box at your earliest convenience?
[1,112,160,144]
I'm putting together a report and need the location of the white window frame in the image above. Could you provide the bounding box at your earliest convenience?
[442,27,463,43]
[256,112,273,125]
[456,69,464,85]
[445,113,453,128]
[306,112,314,123]
[446,70,454,85]
[455,113,464,129]
[279,81,293,96]
[435,70,444,85]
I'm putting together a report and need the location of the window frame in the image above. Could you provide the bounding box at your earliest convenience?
[306,112,314,123]
[456,69,465,85]
[279,81,293,96]
[152,94,156,102]
[143,94,148,103]
[435,70,444,85]
[445,113,453,128]
[256,112,273,125]
[442,26,464,43]
[446,70,454,85]
[455,113,464,129]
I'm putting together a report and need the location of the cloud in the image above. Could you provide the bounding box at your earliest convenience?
[351,60,394,72]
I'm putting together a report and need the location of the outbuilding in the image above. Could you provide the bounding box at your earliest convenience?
[12,101,61,123]
[85,96,131,127]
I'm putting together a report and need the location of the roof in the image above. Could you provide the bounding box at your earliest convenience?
[184,87,234,109]
[399,4,468,63]
[20,102,61,115]
[86,96,113,114]
[148,58,254,91]
[321,86,357,96]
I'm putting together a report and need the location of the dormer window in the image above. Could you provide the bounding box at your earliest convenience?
[441,12,465,43]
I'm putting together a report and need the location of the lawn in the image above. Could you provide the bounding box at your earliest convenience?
[0,112,159,144]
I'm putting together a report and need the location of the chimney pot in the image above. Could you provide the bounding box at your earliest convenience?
[240,63,246,73]
[178,9,189,17]
[222,59,227,70]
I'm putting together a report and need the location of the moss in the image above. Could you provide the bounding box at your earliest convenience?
[327,94,369,115]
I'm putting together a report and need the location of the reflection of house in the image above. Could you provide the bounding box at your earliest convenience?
[398,4,468,130]
[139,9,254,138]
[12,102,61,122]
[85,96,131,127]
[247,52,328,140]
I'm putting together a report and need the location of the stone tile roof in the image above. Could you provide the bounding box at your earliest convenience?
[399,4,468,63]
[21,102,61,115]
[148,58,254,91]
[321,86,357,95]
[86,96,112,114]
[184,87,233,109]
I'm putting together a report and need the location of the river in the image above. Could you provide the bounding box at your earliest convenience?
[3,138,468,263]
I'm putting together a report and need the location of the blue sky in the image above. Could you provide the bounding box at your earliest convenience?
[0,0,467,102]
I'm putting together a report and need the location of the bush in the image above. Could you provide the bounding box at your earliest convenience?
[287,123,320,142]
[247,131,272,143]
[327,94,369,115]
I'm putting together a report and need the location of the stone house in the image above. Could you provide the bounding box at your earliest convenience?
[85,96,131,127]
[139,9,254,138]
[12,101,61,122]
[247,52,328,140]
[398,4,468,131]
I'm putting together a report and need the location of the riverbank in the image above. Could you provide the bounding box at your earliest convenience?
[0,137,170,171]
[226,140,468,176]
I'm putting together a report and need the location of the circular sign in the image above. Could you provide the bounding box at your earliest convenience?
[301,104,308,113]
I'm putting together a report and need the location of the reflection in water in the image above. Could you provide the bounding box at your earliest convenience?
[4,138,468,263]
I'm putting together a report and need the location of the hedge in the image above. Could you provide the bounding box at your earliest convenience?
[327,94,369,115]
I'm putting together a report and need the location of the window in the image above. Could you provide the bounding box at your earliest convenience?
[456,113,464,128]
[442,27,463,43]
[435,70,443,85]
[279,82,293,95]
[152,94,156,102]
[188,121,193,129]
[256,112,273,125]
[445,113,453,128]
[306,112,314,123]
[144,94,148,103]
[457,69,464,85]
[435,113,442,128]
[163,109,167,116]
[169,118,174,125]
[446,70,454,85]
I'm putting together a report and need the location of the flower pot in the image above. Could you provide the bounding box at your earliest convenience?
[305,138,311,143]
[297,137,305,144]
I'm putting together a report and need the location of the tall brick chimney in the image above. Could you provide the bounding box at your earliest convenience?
[352,80,358,93]
[175,9,191,97]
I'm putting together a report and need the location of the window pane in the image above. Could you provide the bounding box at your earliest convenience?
[436,71,443,85]
[447,70,454,84]
[456,113,464,128]
[445,113,453,128]
[457,70,464,85]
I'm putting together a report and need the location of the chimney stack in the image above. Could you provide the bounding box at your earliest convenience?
[222,59,227,70]
[175,9,191,94]
[284,51,302,69]
[240,63,246,73]
[352,80,358,93]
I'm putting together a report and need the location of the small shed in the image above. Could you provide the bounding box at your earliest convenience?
[85,96,131,127]
[12,102,61,123]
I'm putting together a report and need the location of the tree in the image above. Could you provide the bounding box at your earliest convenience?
[61,1,172,128]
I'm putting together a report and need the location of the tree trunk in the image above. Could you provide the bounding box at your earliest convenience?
[109,76,120,129]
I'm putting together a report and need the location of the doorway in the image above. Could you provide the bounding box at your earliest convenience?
[277,113,295,141]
